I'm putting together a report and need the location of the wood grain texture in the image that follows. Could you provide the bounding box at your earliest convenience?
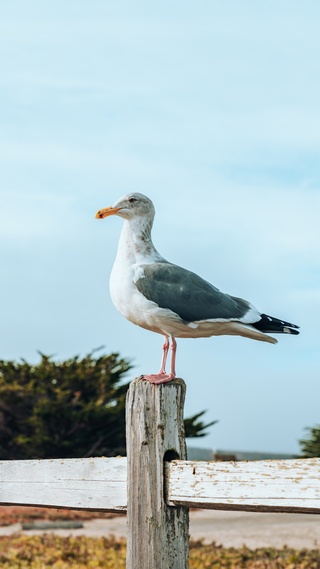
[126,378,189,569]
[166,458,320,513]
[1,454,320,516]
[0,457,127,512]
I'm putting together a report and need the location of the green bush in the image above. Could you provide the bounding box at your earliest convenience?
[0,351,131,459]
[299,425,320,458]
[0,351,215,459]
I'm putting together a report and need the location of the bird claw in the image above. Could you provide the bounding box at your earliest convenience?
[141,373,176,384]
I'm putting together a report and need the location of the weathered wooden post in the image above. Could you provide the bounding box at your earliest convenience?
[126,377,189,569]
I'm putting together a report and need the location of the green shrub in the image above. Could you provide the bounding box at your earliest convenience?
[0,351,215,459]
[299,425,320,458]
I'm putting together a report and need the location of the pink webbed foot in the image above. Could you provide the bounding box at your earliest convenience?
[142,372,176,384]
[141,336,177,385]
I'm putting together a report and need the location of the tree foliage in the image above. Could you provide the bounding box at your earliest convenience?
[184,411,217,438]
[0,351,130,459]
[0,351,215,459]
[299,425,320,458]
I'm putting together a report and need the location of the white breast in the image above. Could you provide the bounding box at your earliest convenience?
[109,219,192,337]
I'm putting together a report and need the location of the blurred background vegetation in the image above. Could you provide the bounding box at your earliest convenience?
[0,351,216,459]
[299,425,320,458]
[0,349,318,460]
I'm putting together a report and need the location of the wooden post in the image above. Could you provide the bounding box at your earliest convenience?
[126,378,189,569]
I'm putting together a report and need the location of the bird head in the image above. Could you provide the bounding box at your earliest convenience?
[95,193,155,221]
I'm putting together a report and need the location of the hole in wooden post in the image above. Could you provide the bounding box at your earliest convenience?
[164,449,180,462]
[163,449,180,506]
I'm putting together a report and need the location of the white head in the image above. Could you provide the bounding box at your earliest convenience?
[95,192,155,222]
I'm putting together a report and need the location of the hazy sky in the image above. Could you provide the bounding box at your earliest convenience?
[1,1,319,454]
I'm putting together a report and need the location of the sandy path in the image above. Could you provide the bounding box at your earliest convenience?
[189,510,320,549]
[1,510,320,549]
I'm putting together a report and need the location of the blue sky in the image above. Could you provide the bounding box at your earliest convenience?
[1,1,319,454]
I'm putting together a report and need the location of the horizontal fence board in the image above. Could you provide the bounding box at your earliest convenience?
[166,458,320,514]
[1,457,320,514]
[0,457,127,512]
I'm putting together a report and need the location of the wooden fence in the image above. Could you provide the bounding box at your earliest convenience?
[1,378,320,569]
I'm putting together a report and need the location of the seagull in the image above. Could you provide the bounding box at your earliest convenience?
[96,192,299,384]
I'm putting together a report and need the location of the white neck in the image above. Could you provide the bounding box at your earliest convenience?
[116,216,164,265]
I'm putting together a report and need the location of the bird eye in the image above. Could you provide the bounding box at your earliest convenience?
[128,197,136,203]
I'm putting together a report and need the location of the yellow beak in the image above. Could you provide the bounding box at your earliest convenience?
[95,206,121,219]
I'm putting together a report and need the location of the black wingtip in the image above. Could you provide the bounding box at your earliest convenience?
[253,313,300,335]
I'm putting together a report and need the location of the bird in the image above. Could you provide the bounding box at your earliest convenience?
[95,192,299,384]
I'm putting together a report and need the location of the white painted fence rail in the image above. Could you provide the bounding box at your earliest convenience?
[1,378,320,569]
[0,457,127,512]
[1,456,320,514]
[166,458,320,514]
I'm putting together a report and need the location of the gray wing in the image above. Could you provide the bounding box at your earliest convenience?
[135,262,253,323]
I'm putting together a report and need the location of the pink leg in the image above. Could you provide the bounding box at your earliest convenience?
[159,337,169,374]
[169,337,177,377]
[142,336,177,384]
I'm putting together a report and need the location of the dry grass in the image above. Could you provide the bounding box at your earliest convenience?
[0,535,320,569]
[1,507,320,568]
[0,535,125,568]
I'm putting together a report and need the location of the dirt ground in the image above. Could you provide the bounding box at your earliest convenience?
[1,510,319,549]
